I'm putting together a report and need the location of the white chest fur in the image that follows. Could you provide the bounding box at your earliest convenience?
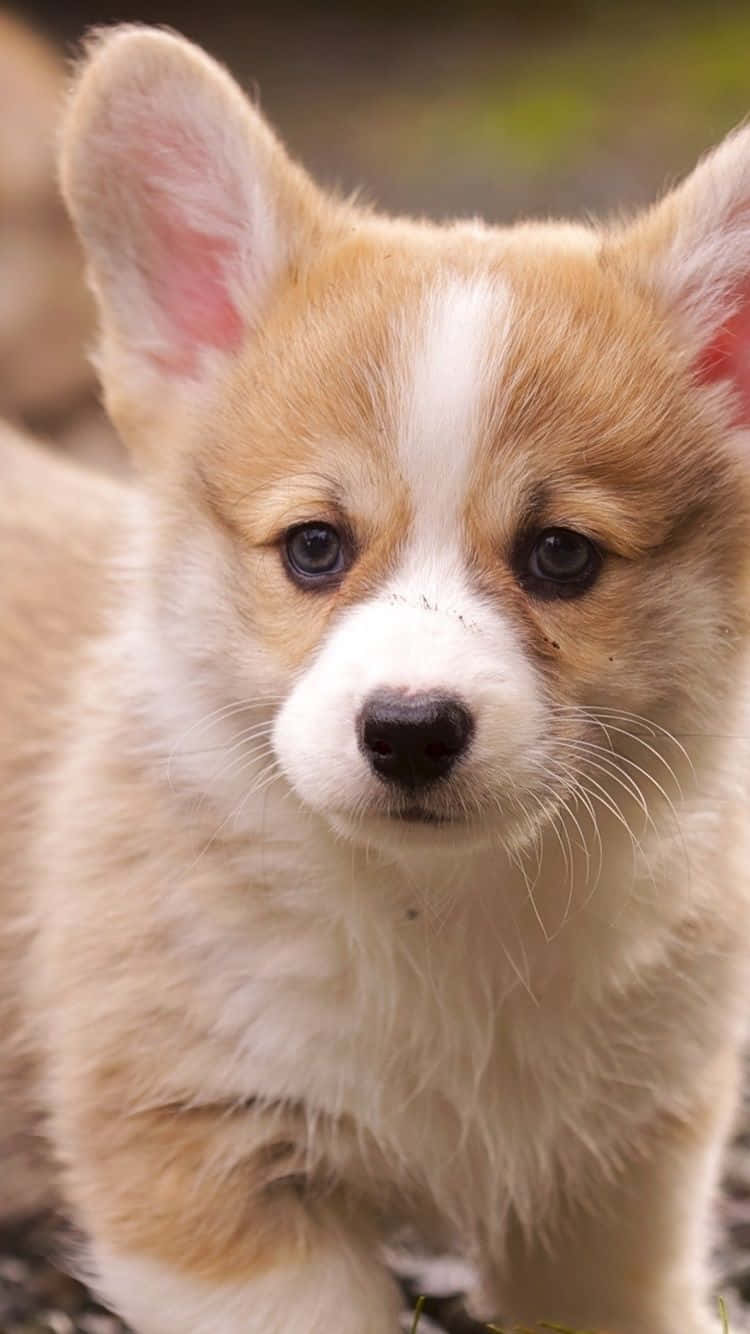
[149,780,749,1246]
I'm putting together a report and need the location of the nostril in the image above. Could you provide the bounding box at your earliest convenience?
[424,739,452,762]
[370,738,394,758]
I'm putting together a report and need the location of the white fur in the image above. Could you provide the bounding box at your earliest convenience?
[94,1241,402,1334]
[398,276,505,541]
[272,586,545,853]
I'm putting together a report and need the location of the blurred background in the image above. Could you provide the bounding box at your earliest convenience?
[15,0,750,221]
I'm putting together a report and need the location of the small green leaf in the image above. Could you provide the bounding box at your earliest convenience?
[539,1324,595,1333]
[718,1295,730,1334]
[409,1294,426,1334]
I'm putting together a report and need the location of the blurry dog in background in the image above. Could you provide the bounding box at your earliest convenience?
[0,9,123,470]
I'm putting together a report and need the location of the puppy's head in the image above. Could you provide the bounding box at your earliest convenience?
[61,28,750,859]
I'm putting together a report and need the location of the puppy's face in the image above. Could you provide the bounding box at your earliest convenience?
[62,30,750,858]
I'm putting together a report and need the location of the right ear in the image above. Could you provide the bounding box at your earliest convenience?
[611,125,750,429]
[59,26,330,448]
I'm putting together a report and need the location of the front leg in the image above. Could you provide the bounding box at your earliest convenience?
[93,1235,402,1334]
[472,1057,738,1334]
[55,1089,402,1334]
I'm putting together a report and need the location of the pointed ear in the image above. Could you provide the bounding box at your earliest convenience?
[59,27,328,443]
[615,126,750,425]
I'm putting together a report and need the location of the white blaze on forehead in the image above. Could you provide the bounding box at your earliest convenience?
[273,279,545,821]
[273,277,546,826]
[398,275,512,539]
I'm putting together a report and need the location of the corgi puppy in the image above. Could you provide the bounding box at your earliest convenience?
[2,24,750,1334]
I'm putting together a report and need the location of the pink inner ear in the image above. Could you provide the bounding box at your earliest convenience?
[694,276,750,425]
[148,211,245,375]
[115,123,248,376]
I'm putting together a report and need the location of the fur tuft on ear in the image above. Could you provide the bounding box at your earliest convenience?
[59,26,326,427]
[617,125,750,425]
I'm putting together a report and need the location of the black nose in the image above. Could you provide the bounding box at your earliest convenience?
[359,692,474,789]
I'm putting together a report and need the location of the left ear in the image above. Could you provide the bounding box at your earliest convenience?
[59,26,333,452]
[614,125,750,425]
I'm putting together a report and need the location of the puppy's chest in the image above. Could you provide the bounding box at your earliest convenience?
[202,924,532,1222]
[182,869,692,1226]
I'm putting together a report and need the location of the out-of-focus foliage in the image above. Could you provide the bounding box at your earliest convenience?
[24,1,750,219]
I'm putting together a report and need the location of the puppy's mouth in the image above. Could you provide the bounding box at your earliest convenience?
[327,796,488,853]
[392,804,455,825]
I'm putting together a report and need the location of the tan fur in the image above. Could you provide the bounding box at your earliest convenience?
[2,25,750,1334]
[70,1090,311,1281]
[0,420,123,1213]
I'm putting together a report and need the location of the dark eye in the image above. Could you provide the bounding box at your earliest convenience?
[284,523,345,584]
[522,527,600,598]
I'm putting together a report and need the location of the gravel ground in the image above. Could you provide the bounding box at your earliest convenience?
[2,1083,750,1334]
